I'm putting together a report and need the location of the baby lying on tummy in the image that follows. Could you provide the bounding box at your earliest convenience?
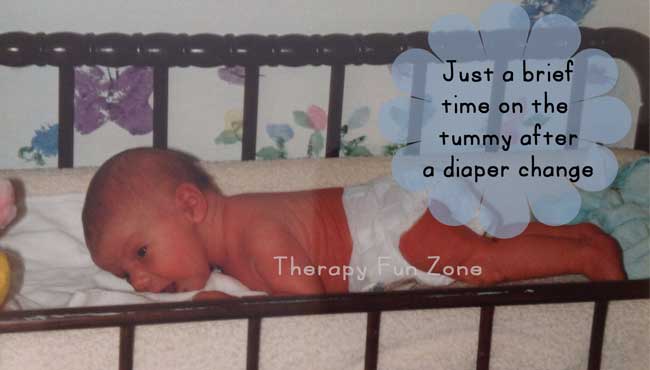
[82,148,625,299]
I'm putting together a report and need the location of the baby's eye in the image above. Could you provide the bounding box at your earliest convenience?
[137,246,148,258]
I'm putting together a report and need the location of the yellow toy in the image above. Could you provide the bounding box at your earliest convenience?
[0,251,9,306]
[0,179,16,307]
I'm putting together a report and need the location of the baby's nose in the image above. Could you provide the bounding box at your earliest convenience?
[129,271,152,292]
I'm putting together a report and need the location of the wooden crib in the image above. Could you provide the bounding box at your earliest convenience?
[0,27,648,370]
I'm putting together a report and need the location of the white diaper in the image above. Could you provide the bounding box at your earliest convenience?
[342,176,486,292]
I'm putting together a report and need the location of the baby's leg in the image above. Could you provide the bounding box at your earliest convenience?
[398,212,625,285]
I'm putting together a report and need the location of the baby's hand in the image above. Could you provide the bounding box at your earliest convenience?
[0,180,16,230]
[192,291,236,302]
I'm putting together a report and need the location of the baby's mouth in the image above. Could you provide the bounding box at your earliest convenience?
[161,282,177,293]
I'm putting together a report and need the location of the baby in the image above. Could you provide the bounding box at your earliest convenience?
[82,148,625,299]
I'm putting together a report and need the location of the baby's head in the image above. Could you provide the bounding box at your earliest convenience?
[82,147,218,293]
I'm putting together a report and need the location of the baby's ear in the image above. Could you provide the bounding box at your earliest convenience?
[174,183,208,223]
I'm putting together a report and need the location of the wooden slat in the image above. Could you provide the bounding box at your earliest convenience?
[119,325,135,370]
[246,317,261,370]
[587,300,609,370]
[0,280,647,334]
[58,65,74,168]
[635,103,648,151]
[364,311,381,370]
[326,64,345,158]
[485,59,507,153]
[476,306,495,370]
[242,65,260,160]
[404,62,427,156]
[152,66,169,149]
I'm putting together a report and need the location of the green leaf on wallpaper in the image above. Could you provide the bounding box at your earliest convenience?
[293,111,312,129]
[383,143,406,156]
[18,146,34,157]
[347,106,370,129]
[308,131,324,157]
[33,152,45,166]
[348,146,372,157]
[214,130,240,144]
[522,113,551,127]
[256,146,283,160]
[348,135,366,146]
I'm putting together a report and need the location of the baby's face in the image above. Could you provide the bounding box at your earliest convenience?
[91,205,212,293]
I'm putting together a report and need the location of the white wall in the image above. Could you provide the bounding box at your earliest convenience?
[2,1,647,35]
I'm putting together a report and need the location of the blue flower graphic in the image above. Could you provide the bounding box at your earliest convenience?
[380,3,629,237]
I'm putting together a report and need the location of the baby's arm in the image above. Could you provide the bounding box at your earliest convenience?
[193,291,236,301]
[243,222,325,296]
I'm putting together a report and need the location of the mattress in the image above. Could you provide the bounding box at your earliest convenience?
[0,151,648,370]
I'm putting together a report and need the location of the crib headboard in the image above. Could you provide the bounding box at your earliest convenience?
[0,27,648,169]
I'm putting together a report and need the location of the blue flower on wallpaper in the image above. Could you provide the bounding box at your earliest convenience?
[257,124,294,160]
[18,124,58,166]
[266,123,294,142]
[75,66,153,135]
[521,0,596,24]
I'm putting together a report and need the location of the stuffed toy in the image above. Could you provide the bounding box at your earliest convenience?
[0,179,16,307]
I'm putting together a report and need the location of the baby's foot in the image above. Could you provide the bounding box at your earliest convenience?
[580,224,626,281]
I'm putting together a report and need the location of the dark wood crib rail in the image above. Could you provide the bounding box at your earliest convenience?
[0,28,648,167]
[0,28,649,370]
[0,280,648,370]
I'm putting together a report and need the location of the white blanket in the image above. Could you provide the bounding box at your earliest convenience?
[1,193,262,310]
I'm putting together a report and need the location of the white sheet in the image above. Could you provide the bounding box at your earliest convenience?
[1,193,262,310]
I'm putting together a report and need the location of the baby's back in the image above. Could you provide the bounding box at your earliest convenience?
[220,187,354,293]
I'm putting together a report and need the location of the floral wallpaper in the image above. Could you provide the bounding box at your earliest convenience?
[213,104,401,160]
[15,66,154,167]
[4,1,604,168]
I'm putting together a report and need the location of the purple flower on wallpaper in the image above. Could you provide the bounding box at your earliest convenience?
[74,66,153,135]
[217,66,246,85]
